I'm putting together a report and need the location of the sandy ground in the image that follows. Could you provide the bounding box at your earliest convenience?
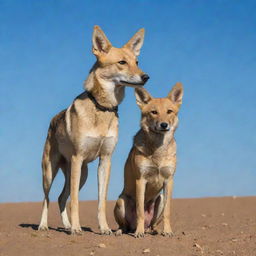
[0,197,255,256]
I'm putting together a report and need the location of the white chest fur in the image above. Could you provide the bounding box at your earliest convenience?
[79,135,117,162]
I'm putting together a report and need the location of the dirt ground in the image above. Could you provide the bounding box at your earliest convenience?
[0,197,255,256]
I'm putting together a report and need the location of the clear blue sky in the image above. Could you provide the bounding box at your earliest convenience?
[0,0,255,202]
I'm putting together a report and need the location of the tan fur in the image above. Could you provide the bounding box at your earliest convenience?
[38,26,149,235]
[114,83,183,238]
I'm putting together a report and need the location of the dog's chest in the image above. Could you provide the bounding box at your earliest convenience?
[142,164,175,180]
[140,157,176,184]
[80,135,117,162]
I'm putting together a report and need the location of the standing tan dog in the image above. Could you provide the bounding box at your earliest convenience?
[38,26,149,235]
[114,83,183,237]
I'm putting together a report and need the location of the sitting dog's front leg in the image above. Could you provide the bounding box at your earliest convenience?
[162,177,174,237]
[98,155,112,235]
[135,178,146,238]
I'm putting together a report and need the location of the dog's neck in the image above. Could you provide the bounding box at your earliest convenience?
[134,128,176,156]
[84,63,125,108]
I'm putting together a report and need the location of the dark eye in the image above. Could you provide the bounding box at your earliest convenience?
[151,110,158,115]
[167,109,173,114]
[118,60,127,65]
[136,60,139,65]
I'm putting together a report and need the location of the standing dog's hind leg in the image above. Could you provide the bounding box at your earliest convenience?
[38,142,60,231]
[79,162,88,190]
[58,162,71,230]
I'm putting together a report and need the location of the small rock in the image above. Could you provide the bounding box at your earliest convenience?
[182,231,186,235]
[201,214,206,217]
[89,251,95,256]
[221,222,228,226]
[232,196,237,199]
[221,213,225,216]
[98,243,106,248]
[216,249,223,255]
[231,238,238,242]
[193,243,203,253]
[142,248,150,253]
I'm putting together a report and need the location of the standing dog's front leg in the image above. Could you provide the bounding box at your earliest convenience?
[162,177,174,237]
[135,178,146,238]
[70,155,83,235]
[98,155,112,235]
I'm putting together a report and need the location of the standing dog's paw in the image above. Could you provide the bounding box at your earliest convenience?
[38,225,49,231]
[161,231,174,237]
[63,222,71,230]
[71,227,83,235]
[64,226,71,232]
[100,228,112,235]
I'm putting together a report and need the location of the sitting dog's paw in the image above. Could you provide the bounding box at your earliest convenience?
[161,231,174,237]
[134,231,145,238]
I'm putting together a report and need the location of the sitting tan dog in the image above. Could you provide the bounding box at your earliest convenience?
[114,82,183,237]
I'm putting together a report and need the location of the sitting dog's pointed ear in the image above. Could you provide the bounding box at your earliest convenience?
[167,82,184,108]
[92,25,112,56]
[135,88,152,108]
[124,28,145,56]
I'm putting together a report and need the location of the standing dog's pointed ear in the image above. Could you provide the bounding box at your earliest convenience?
[135,88,152,109]
[124,28,145,56]
[92,25,112,56]
[167,82,184,109]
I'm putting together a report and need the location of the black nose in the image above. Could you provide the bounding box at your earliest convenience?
[141,74,150,83]
[160,122,168,129]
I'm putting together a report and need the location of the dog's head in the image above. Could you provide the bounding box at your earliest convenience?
[135,83,183,134]
[91,25,149,87]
